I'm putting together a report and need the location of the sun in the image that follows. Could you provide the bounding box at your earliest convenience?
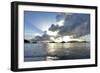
[50,37,62,42]
[50,36,72,42]
[46,30,74,42]
[63,36,72,42]
[47,30,58,36]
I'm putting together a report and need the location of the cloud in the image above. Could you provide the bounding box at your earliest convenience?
[32,31,50,41]
[72,22,90,38]
[32,13,90,42]
[56,13,73,22]
[49,24,59,32]
[56,13,66,22]
[57,13,90,38]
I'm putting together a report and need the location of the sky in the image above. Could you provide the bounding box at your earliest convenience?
[24,11,58,39]
[24,11,90,41]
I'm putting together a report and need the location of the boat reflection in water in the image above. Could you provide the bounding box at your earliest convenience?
[24,42,90,62]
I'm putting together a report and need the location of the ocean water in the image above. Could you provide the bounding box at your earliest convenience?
[24,42,90,62]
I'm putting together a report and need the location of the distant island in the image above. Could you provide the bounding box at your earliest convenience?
[24,39,37,43]
[49,40,88,43]
[24,39,30,43]
[24,39,89,43]
[67,40,89,43]
[60,41,66,43]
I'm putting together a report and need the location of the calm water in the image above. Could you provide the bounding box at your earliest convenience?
[24,43,90,62]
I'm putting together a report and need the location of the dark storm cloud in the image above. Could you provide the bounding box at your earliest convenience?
[57,13,90,37]
[72,22,90,38]
[49,24,59,31]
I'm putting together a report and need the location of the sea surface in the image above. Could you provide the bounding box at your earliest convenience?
[24,42,90,62]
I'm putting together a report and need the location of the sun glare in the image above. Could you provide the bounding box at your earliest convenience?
[47,30,81,43]
[47,31,58,36]
[63,36,72,42]
[50,36,72,42]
